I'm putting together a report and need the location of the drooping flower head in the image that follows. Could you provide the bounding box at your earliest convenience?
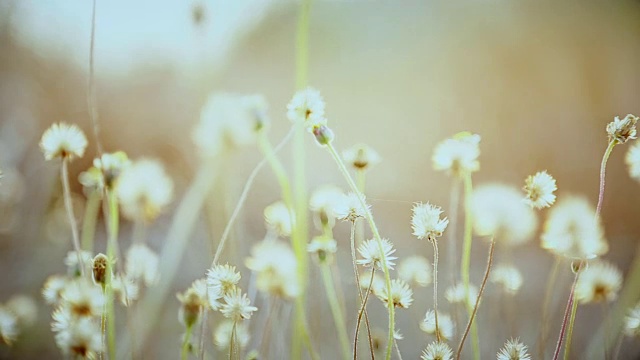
[264,201,294,237]
[607,114,638,144]
[40,123,88,161]
[177,279,209,328]
[342,143,382,171]
[575,261,622,304]
[115,159,174,222]
[411,202,449,240]
[497,338,531,360]
[309,185,344,229]
[307,236,338,264]
[432,132,481,178]
[523,170,557,209]
[333,192,370,222]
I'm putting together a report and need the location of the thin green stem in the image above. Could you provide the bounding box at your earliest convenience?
[81,190,101,252]
[105,190,119,360]
[538,256,562,358]
[181,325,193,360]
[596,140,616,218]
[356,269,376,360]
[431,238,441,343]
[229,321,238,360]
[350,221,375,360]
[563,266,583,360]
[326,143,395,360]
[61,159,86,277]
[87,0,103,156]
[459,172,479,360]
[355,170,366,246]
[320,264,351,360]
[552,262,582,360]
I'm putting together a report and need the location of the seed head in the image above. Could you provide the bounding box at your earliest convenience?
[411,202,449,240]
[91,253,110,288]
[40,123,88,161]
[607,114,638,144]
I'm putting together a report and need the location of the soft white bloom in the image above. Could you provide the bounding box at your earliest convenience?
[54,316,103,359]
[398,255,432,287]
[490,264,523,295]
[575,261,622,304]
[214,320,250,350]
[624,303,640,337]
[220,289,258,321]
[112,275,139,306]
[359,270,385,294]
[207,264,241,309]
[375,278,413,309]
[40,123,88,161]
[264,201,294,237]
[116,159,174,222]
[51,306,72,333]
[445,282,478,307]
[626,141,640,182]
[523,170,557,209]
[421,341,454,360]
[411,202,449,240]
[342,143,381,171]
[60,278,105,318]
[64,250,93,277]
[497,338,531,360]
[245,240,299,299]
[125,243,160,287]
[177,279,209,328]
[43,275,68,305]
[307,236,338,263]
[420,310,454,341]
[309,185,344,229]
[333,192,370,222]
[471,183,538,246]
[357,238,397,270]
[5,295,38,327]
[432,132,481,177]
[541,196,608,260]
[0,306,18,345]
[78,167,104,194]
[607,114,638,144]
[286,87,326,130]
[93,151,131,188]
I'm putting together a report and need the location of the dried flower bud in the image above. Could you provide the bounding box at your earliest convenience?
[91,254,109,288]
[607,114,638,144]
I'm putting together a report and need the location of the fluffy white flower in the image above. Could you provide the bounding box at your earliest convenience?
[575,261,622,304]
[607,114,638,144]
[420,310,454,341]
[398,255,432,287]
[125,244,160,287]
[375,278,413,309]
[5,295,38,327]
[357,238,397,270]
[116,159,174,222]
[333,192,370,222]
[523,170,557,209]
[60,278,105,318]
[309,185,344,229]
[421,341,453,360]
[626,141,640,182]
[245,240,299,299]
[264,201,294,237]
[624,303,640,337]
[307,236,338,263]
[411,202,449,240]
[432,132,481,177]
[220,289,258,321]
[53,316,103,358]
[40,123,88,161]
[490,264,523,295]
[0,306,18,345]
[342,143,381,171]
[214,320,250,350]
[497,338,531,360]
[43,275,68,306]
[93,151,131,188]
[445,282,478,308]
[286,87,326,130]
[207,264,241,309]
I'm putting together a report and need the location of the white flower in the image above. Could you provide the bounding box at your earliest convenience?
[523,170,557,209]
[307,236,338,263]
[359,270,385,294]
[624,303,640,337]
[334,192,370,222]
[445,282,478,308]
[398,255,432,287]
[420,310,454,341]
[0,306,18,345]
[497,338,531,360]
[541,196,608,260]
[207,264,241,309]
[375,279,413,309]
[5,295,38,327]
[490,264,523,295]
[264,201,294,237]
[471,183,538,246]
[245,240,299,299]
[357,238,397,270]
[43,275,68,306]
[53,316,103,359]
[411,202,449,240]
[93,151,131,188]
[575,261,622,304]
[40,123,88,161]
[286,87,326,130]
[342,143,381,171]
[220,289,257,321]
[625,141,640,182]
[125,244,160,287]
[60,278,105,318]
[78,167,104,194]
[214,320,250,350]
[421,341,453,360]
[309,185,344,229]
[607,114,638,144]
[112,275,139,306]
[64,250,93,277]
[432,132,481,177]
[116,159,174,222]
[177,279,209,328]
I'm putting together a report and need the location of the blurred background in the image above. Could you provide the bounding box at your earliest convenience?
[1,0,640,358]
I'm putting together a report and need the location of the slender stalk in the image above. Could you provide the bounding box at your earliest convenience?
[259,298,279,358]
[612,331,624,360]
[601,302,610,360]
[552,262,582,360]
[350,221,375,360]
[61,159,86,276]
[538,256,562,358]
[87,0,103,156]
[563,265,583,360]
[457,239,495,360]
[595,140,616,218]
[448,179,461,287]
[229,321,238,360]
[460,173,473,292]
[356,269,376,360]
[325,143,395,360]
[181,325,193,360]
[198,309,207,360]
[320,264,351,360]
[355,170,366,246]
[104,190,119,360]
[430,238,441,342]
[81,190,101,252]
[394,338,403,360]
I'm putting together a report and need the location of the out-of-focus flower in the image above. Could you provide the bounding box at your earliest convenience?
[60,279,105,318]
[334,192,370,222]
[93,151,131,189]
[40,123,88,161]
[0,306,18,345]
[64,250,93,277]
[398,255,432,287]
[357,238,397,270]
[625,141,640,182]
[497,338,531,360]
[523,171,557,209]
[78,167,105,195]
[421,341,453,360]
[359,270,385,294]
[575,261,622,304]
[264,201,294,237]
[43,275,68,306]
[286,88,326,131]
[177,279,209,328]
[624,303,640,337]
[214,320,250,350]
[607,114,638,144]
[220,289,257,321]
[445,282,478,308]
[375,279,413,309]
[411,202,449,240]
[5,295,37,327]
[116,159,174,222]
[307,236,338,264]
[125,244,160,287]
[342,143,381,171]
[490,264,523,295]
[420,310,454,341]
[432,132,481,177]
[207,264,241,309]
[309,185,344,229]
[53,316,103,358]
[245,240,299,299]
[112,275,139,306]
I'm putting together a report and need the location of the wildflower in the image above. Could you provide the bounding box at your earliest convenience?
[311,124,334,146]
[43,275,68,305]
[375,278,413,309]
[91,253,109,288]
[607,114,638,144]
[411,202,449,240]
[445,282,478,307]
[359,270,385,294]
[40,123,88,161]
[112,275,139,306]
[264,201,294,237]
[471,183,537,246]
[523,170,557,209]
[333,192,370,222]
[420,310,454,341]
[207,264,241,307]
[575,261,622,304]
[357,238,397,270]
[432,132,481,177]
[53,317,103,358]
[342,143,381,171]
[0,306,18,345]
[93,151,131,188]
[177,279,209,328]
[286,87,326,130]
[214,320,250,349]
[624,303,640,337]
[497,338,531,360]
[626,141,640,182]
[125,243,160,287]
[5,295,38,327]
[245,240,299,299]
[60,278,105,318]
[541,196,608,260]
[394,330,404,340]
[64,250,93,277]
[490,264,523,295]
[78,167,104,194]
[220,289,257,321]
[309,185,344,229]
[421,341,454,360]
[398,255,432,287]
[115,159,174,222]
[307,236,338,263]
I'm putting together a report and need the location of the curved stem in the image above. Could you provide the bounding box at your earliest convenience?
[563,267,583,360]
[552,262,582,360]
[356,269,376,360]
[538,256,562,358]
[595,140,616,218]
[457,239,495,360]
[61,159,86,277]
[321,264,351,360]
[325,143,395,360]
[181,325,193,360]
[350,221,375,360]
[431,238,441,343]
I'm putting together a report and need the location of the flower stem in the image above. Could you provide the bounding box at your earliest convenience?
[552,262,582,360]
[538,256,562,357]
[81,190,101,253]
[105,190,119,360]
[448,179,461,289]
[61,158,86,277]
[350,221,375,360]
[87,0,103,156]
[431,238,441,343]
[356,269,376,360]
[596,140,617,218]
[563,268,583,360]
[326,142,395,360]
[320,264,351,360]
[457,239,495,360]
[459,172,479,359]
[181,325,193,360]
[229,321,238,360]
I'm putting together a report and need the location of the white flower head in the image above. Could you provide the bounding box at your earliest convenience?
[471,183,538,246]
[445,282,478,308]
[40,123,88,161]
[357,238,397,270]
[286,87,326,130]
[398,255,432,287]
[541,196,608,260]
[624,303,640,337]
[214,320,250,350]
[575,261,622,304]
[375,278,413,309]
[420,310,454,341]
[411,202,449,240]
[43,275,68,306]
[523,170,557,209]
[333,192,370,222]
[53,316,103,358]
[125,243,160,287]
[207,264,241,309]
[64,250,93,277]
[307,236,338,263]
[78,167,105,195]
[359,270,386,294]
[177,279,209,328]
[0,306,18,345]
[421,341,454,360]
[116,159,174,222]
[60,278,105,318]
[5,295,38,327]
[342,143,381,171]
[93,151,131,189]
[220,289,257,321]
[607,114,638,144]
[309,185,344,229]
[625,141,640,182]
[112,275,139,306]
[245,240,299,299]
[490,264,523,295]
[497,338,531,360]
[432,132,481,177]
[264,201,294,237]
